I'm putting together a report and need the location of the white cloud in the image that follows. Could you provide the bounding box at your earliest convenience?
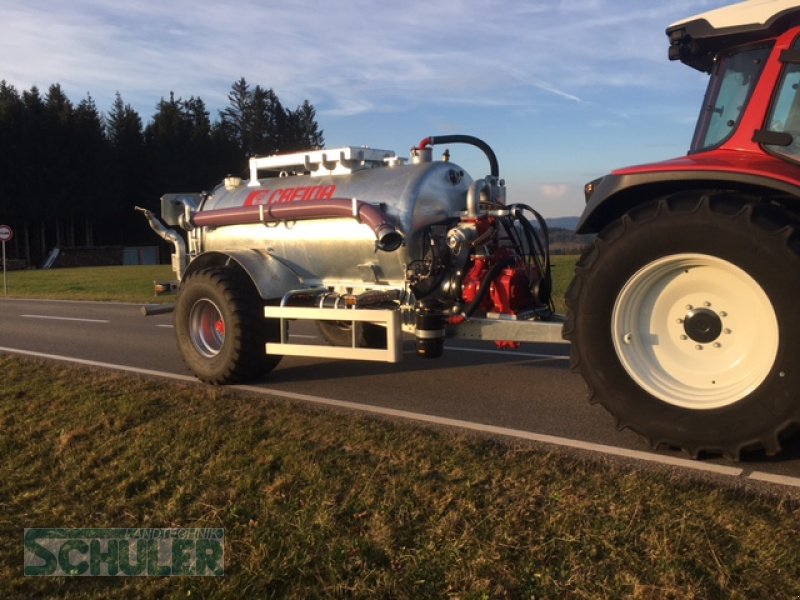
[537,184,572,199]
[0,0,727,216]
[1,0,724,119]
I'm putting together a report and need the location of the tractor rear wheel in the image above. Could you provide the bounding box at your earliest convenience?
[564,194,800,458]
[175,267,281,384]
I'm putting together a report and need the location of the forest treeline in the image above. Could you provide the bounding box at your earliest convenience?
[0,77,324,265]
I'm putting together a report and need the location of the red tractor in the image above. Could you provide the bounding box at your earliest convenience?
[565,1,800,458]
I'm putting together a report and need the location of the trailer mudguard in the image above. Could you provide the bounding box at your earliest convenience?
[182,250,303,301]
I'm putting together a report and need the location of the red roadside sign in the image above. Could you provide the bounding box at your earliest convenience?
[0,224,12,242]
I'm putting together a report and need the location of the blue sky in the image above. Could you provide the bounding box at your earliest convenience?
[1,0,730,217]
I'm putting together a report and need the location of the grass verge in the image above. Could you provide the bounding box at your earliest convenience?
[1,265,174,304]
[1,257,577,311]
[2,355,799,599]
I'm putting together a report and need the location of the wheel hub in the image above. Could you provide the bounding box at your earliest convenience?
[612,253,778,410]
[683,307,722,343]
[189,299,226,358]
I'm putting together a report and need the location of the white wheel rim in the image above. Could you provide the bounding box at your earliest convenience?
[612,253,778,410]
[189,299,226,358]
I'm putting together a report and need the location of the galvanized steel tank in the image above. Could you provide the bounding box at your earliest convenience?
[197,148,473,286]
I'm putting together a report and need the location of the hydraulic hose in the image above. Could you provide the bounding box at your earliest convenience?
[449,256,516,325]
[418,135,499,178]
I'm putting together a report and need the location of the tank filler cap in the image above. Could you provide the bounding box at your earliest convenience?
[410,146,433,164]
[224,176,242,190]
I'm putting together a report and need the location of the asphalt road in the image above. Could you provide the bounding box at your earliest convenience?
[2,297,800,492]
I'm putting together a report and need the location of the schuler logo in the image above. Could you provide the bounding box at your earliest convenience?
[24,528,224,576]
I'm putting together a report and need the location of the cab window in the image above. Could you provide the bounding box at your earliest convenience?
[763,36,800,161]
[691,45,771,152]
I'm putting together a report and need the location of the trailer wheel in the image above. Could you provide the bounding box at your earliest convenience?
[175,267,281,384]
[316,320,387,348]
[564,194,800,458]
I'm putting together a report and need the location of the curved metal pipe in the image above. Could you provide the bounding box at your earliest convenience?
[189,198,404,252]
[135,206,187,277]
[466,179,488,217]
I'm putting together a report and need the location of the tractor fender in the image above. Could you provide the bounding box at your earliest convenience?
[578,168,800,234]
[182,250,304,301]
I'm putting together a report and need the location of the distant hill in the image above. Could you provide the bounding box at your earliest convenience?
[542,216,593,255]
[546,216,580,231]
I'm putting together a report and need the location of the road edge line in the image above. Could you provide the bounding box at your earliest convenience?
[9,345,797,487]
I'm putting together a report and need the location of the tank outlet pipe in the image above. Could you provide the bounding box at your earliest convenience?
[140,303,175,316]
[135,206,187,278]
[415,297,446,359]
[190,198,404,252]
[417,135,499,178]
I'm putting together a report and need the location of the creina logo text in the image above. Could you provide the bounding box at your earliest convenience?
[244,184,337,206]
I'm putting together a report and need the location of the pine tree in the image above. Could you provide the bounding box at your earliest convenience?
[106,92,147,244]
[70,94,108,245]
[216,78,323,158]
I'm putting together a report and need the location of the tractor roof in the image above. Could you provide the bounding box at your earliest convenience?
[667,0,800,71]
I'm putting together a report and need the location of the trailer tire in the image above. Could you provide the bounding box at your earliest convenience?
[564,193,800,458]
[175,267,281,384]
[316,320,387,349]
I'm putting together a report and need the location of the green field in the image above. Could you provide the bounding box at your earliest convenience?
[2,265,174,304]
[2,258,576,311]
[3,356,800,599]
[3,259,800,598]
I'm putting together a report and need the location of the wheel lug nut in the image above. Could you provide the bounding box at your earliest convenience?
[719,311,727,317]
[686,305,693,310]
[713,342,721,348]
[724,328,732,334]
[676,318,684,324]
[695,345,703,351]
[703,301,712,307]
[680,335,688,340]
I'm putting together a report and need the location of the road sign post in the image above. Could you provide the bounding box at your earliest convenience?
[0,224,13,296]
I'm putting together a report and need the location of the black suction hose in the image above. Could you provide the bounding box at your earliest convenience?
[460,256,516,321]
[419,135,499,178]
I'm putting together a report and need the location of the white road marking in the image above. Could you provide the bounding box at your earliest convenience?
[0,345,781,489]
[0,346,197,382]
[446,346,569,361]
[156,324,174,328]
[748,472,800,488]
[1,298,144,306]
[21,314,110,324]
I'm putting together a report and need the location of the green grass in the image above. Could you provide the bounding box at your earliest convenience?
[550,255,576,314]
[0,258,579,312]
[2,355,799,599]
[8,255,797,597]
[2,265,174,303]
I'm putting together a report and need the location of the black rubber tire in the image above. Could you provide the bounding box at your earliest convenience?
[175,267,281,384]
[564,193,800,459]
[316,320,387,349]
